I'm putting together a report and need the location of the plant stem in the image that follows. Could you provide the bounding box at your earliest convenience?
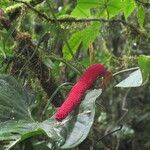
[42,82,73,118]
[113,67,139,77]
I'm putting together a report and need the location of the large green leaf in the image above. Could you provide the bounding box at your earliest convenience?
[72,0,122,18]
[115,69,143,87]
[0,75,34,122]
[63,22,100,60]
[0,75,102,149]
[59,89,102,149]
[63,31,83,60]
[0,119,63,150]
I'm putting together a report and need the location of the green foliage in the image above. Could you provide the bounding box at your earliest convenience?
[71,0,136,19]
[99,0,122,18]
[63,22,100,60]
[138,55,150,74]
[0,75,34,122]
[0,1,13,9]
[122,0,136,19]
[137,5,145,28]
[64,0,137,60]
[71,0,100,17]
[0,75,102,149]
[138,55,150,81]
[60,89,102,149]
[42,56,55,69]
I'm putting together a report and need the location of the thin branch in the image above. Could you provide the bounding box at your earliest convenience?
[13,0,147,38]
[97,125,123,142]
[45,0,75,60]
[116,88,131,125]
[6,0,45,21]
[42,82,73,118]
[113,67,139,77]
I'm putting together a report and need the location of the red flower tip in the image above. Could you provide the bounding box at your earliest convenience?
[55,64,107,121]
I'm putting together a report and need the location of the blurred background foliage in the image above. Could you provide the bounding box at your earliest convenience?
[0,0,150,149]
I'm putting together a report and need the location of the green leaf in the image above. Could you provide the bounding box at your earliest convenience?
[122,0,136,19]
[0,76,102,149]
[82,22,100,48]
[138,55,150,73]
[63,31,83,60]
[137,5,145,28]
[77,0,100,9]
[72,0,123,18]
[0,119,63,150]
[42,57,55,69]
[0,75,34,122]
[0,121,41,141]
[58,89,102,149]
[107,0,122,18]
[71,0,100,17]
[0,1,12,9]
[98,0,122,18]
[71,6,91,17]
[115,69,143,87]
[63,22,100,60]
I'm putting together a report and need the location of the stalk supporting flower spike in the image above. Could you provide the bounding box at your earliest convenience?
[55,64,108,121]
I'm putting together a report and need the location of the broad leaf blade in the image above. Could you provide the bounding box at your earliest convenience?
[0,75,34,121]
[63,31,82,60]
[115,69,143,87]
[107,0,122,18]
[122,0,136,19]
[0,75,102,149]
[59,89,102,149]
[71,0,100,17]
[63,22,100,60]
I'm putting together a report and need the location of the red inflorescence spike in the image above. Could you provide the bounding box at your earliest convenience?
[55,64,107,121]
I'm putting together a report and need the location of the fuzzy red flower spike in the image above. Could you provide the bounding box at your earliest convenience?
[55,64,108,121]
